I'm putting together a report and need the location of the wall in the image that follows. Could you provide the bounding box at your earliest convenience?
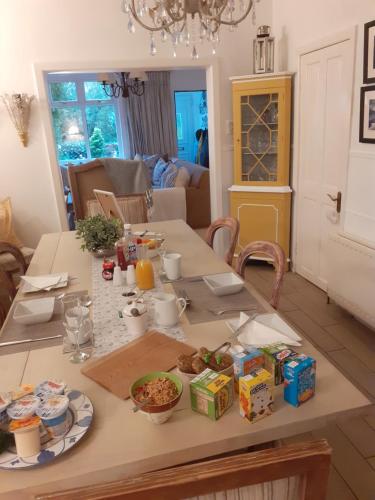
[272,0,375,245]
[0,0,272,247]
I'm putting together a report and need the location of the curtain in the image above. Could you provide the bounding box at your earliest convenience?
[124,71,177,158]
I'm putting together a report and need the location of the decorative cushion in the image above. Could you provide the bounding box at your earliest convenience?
[160,164,178,188]
[174,166,191,187]
[152,158,169,187]
[0,198,23,248]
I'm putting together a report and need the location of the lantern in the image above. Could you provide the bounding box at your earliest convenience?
[253,25,275,74]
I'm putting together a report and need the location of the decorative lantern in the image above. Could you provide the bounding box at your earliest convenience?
[253,25,275,74]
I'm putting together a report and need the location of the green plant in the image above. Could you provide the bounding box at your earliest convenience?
[75,215,122,252]
[89,126,105,158]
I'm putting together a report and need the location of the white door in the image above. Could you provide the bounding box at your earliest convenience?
[296,39,354,290]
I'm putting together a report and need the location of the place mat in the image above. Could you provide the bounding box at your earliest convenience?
[0,291,88,356]
[172,276,266,324]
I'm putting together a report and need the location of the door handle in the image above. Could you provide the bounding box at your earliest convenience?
[327,191,342,214]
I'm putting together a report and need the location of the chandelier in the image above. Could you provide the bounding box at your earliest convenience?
[100,72,146,98]
[121,0,259,59]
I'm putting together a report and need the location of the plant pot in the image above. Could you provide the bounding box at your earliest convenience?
[90,248,116,259]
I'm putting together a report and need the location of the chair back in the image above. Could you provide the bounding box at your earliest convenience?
[0,267,16,328]
[236,240,286,309]
[68,160,114,220]
[205,217,240,266]
[87,195,148,224]
[35,440,331,500]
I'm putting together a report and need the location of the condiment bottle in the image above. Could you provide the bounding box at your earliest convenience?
[135,244,155,290]
[124,224,137,265]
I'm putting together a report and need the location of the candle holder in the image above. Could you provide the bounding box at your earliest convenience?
[1,93,34,147]
[253,25,275,74]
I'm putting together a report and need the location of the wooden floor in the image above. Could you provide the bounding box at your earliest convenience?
[244,263,375,500]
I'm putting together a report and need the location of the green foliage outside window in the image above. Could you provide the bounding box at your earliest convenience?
[89,127,105,158]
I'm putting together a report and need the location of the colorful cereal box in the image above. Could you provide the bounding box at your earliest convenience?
[233,349,264,391]
[260,344,298,385]
[284,355,316,407]
[239,368,274,423]
[190,368,234,421]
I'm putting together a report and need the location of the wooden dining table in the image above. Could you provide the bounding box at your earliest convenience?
[0,219,371,499]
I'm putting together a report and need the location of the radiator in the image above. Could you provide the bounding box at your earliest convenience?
[327,233,375,329]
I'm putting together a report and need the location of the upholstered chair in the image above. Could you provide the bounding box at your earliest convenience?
[205,217,240,266]
[236,240,286,309]
[0,241,27,292]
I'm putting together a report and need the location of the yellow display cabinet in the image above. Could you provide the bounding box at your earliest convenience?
[229,73,293,262]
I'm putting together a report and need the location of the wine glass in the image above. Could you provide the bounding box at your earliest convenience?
[64,302,90,363]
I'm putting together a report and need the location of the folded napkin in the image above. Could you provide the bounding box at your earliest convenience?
[21,273,67,291]
[236,312,302,348]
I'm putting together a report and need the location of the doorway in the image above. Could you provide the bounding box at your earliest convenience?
[174,90,209,167]
[295,33,355,290]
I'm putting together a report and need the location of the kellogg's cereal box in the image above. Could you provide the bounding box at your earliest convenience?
[284,355,316,407]
[239,368,274,423]
[260,344,298,385]
[233,349,264,391]
[190,368,234,421]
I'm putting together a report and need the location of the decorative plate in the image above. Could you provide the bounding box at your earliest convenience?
[0,390,93,469]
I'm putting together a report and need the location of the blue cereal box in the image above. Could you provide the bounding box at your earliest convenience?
[284,355,316,407]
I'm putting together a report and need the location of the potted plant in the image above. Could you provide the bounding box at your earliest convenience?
[75,215,122,257]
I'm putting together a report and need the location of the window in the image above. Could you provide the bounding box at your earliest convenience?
[47,74,124,164]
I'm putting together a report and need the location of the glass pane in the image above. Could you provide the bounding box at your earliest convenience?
[84,82,111,100]
[86,105,119,158]
[249,94,270,114]
[241,102,257,125]
[51,107,87,162]
[49,82,77,102]
[248,164,270,182]
[249,125,271,153]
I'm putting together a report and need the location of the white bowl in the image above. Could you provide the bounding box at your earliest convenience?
[13,298,55,325]
[203,272,244,296]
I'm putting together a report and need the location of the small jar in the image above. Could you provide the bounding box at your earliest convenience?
[36,395,70,438]
[9,416,41,458]
[7,395,40,421]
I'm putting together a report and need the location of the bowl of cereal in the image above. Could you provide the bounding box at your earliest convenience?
[130,372,183,424]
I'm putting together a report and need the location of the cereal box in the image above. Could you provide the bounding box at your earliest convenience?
[233,349,264,391]
[284,355,316,407]
[190,368,234,421]
[239,368,274,423]
[260,343,298,385]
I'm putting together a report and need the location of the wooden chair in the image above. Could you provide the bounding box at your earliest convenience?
[236,240,286,309]
[0,267,16,328]
[205,217,240,266]
[87,195,148,224]
[0,241,27,292]
[35,440,331,500]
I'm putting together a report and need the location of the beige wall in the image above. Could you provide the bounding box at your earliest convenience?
[0,0,272,247]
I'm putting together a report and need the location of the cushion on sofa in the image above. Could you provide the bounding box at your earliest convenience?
[152,158,169,187]
[169,158,209,188]
[160,163,178,188]
[174,166,191,188]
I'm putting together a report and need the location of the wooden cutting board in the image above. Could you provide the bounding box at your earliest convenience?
[81,330,196,399]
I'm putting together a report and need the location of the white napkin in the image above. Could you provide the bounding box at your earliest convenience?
[237,312,302,348]
[21,274,63,291]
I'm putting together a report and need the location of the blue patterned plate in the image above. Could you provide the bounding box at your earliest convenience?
[0,390,93,469]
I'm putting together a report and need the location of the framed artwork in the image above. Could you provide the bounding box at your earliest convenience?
[364,20,375,83]
[359,85,375,143]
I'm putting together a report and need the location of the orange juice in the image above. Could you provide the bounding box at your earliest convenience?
[135,245,155,290]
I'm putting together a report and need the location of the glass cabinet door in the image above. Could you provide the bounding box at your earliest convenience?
[240,93,279,182]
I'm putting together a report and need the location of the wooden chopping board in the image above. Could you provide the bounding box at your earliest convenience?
[81,330,196,399]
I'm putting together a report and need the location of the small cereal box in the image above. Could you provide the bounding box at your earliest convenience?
[239,368,274,423]
[233,349,264,391]
[260,344,298,385]
[284,355,316,407]
[190,368,234,421]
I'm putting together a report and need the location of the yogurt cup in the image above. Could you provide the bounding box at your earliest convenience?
[9,416,41,458]
[0,392,11,428]
[7,395,40,421]
[36,395,70,438]
[36,379,66,398]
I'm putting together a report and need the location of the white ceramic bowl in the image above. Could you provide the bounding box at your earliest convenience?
[203,272,244,296]
[13,298,55,325]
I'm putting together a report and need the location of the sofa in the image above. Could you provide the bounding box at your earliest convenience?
[67,156,211,229]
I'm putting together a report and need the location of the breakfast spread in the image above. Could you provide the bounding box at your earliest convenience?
[177,347,233,376]
[190,368,234,421]
[239,368,274,423]
[284,355,316,407]
[260,344,298,385]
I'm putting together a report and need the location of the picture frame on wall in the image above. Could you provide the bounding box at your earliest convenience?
[364,20,375,84]
[359,85,375,143]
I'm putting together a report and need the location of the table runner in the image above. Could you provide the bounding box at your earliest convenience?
[91,256,185,358]
[172,277,266,324]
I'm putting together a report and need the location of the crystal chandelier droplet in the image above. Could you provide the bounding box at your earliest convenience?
[128,15,136,34]
[150,34,157,56]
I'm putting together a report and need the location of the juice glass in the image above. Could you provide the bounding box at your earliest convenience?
[135,244,155,290]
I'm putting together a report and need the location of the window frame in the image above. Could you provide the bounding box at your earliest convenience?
[47,73,124,165]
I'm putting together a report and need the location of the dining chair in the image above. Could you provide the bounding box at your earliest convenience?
[236,240,286,309]
[35,440,331,500]
[0,268,16,328]
[87,194,148,224]
[205,216,240,266]
[0,241,27,292]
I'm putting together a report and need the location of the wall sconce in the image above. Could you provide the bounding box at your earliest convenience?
[253,25,275,74]
[1,93,34,147]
